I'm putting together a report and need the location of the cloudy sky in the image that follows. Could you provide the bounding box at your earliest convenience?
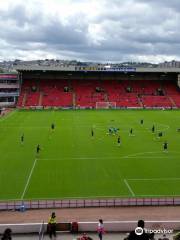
[0,0,180,62]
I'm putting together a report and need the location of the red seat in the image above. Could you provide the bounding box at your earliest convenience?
[17,79,180,108]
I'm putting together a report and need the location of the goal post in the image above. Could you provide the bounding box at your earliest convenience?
[96,102,116,109]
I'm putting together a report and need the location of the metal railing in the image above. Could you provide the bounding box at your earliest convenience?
[0,197,180,211]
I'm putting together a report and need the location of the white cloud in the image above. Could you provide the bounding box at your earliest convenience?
[0,0,180,62]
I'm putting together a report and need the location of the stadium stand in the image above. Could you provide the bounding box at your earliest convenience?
[17,78,180,109]
[0,74,19,107]
[17,79,73,108]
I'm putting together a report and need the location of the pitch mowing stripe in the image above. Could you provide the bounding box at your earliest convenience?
[124,156,179,158]
[134,194,180,197]
[0,195,132,201]
[123,151,180,158]
[127,178,180,181]
[27,194,178,198]
[2,194,180,201]
[38,155,180,161]
[39,157,124,161]
[124,179,135,197]
[21,158,37,200]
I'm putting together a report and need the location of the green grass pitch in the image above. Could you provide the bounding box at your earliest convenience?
[0,109,180,201]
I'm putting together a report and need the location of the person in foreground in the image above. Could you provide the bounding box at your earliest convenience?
[48,212,57,239]
[125,219,152,240]
[1,228,12,240]
[97,219,105,240]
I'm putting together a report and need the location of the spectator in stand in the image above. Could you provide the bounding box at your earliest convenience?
[1,228,12,240]
[48,212,57,239]
[97,219,105,240]
[126,219,151,240]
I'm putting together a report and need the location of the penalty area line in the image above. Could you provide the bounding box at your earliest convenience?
[124,179,135,197]
[127,178,180,181]
[21,158,37,200]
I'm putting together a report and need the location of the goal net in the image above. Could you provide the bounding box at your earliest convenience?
[96,102,116,109]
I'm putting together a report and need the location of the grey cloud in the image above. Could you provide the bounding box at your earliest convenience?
[0,9,88,46]
[0,0,180,62]
[137,0,180,11]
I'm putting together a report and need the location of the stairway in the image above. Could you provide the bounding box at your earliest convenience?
[137,95,143,108]
[38,92,43,106]
[168,96,177,107]
[22,92,27,107]
[104,92,109,101]
[72,92,76,108]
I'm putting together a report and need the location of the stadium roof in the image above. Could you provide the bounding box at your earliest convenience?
[15,65,180,73]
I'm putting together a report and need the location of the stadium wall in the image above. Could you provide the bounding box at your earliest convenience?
[0,220,180,233]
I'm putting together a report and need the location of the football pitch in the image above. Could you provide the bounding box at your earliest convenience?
[0,109,180,201]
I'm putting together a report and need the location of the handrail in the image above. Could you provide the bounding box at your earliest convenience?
[0,197,179,210]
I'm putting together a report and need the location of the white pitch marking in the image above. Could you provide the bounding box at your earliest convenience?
[0,110,16,122]
[133,194,180,197]
[156,122,170,131]
[21,158,37,200]
[3,193,180,201]
[127,178,180,181]
[123,151,180,158]
[39,157,123,161]
[124,179,135,197]
[124,151,161,158]
[38,152,180,161]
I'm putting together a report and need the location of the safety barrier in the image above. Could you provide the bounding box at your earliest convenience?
[0,221,180,234]
[0,197,180,211]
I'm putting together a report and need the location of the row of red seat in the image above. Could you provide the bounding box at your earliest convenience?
[17,79,180,108]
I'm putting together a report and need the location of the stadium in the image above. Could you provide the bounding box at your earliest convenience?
[0,65,180,238]
[1,0,180,238]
